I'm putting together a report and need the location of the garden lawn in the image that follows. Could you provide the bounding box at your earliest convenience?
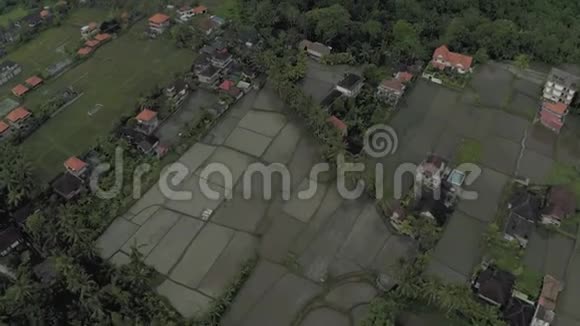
[205,0,241,19]
[0,6,27,27]
[21,21,194,182]
[455,138,482,164]
[0,8,111,96]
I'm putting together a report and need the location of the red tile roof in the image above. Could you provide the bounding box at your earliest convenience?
[11,84,29,97]
[328,115,347,131]
[542,101,568,116]
[433,45,473,70]
[136,108,157,122]
[77,47,93,56]
[6,107,31,123]
[0,121,9,134]
[149,13,170,25]
[192,5,208,14]
[396,71,413,83]
[95,33,111,42]
[219,80,235,91]
[539,110,564,131]
[25,75,43,88]
[538,275,561,311]
[380,79,404,92]
[85,39,100,47]
[64,156,87,172]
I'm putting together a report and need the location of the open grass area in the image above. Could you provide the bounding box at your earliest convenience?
[0,6,28,27]
[205,0,241,19]
[455,138,482,164]
[19,20,194,182]
[0,8,111,96]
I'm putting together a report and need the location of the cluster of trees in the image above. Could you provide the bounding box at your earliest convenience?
[239,0,580,66]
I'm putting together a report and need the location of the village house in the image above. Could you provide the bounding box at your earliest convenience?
[415,154,448,191]
[543,68,578,105]
[431,45,473,74]
[77,47,93,57]
[0,26,20,46]
[25,75,43,89]
[149,13,171,35]
[219,80,243,101]
[166,78,190,107]
[52,172,84,200]
[197,65,220,85]
[21,13,43,29]
[192,52,211,74]
[377,71,413,103]
[81,22,99,40]
[327,115,347,137]
[298,39,331,61]
[211,51,233,69]
[6,107,31,128]
[503,189,541,248]
[539,101,568,133]
[135,108,159,135]
[11,83,29,97]
[64,156,88,178]
[540,185,576,226]
[120,127,160,155]
[335,73,363,97]
[0,60,21,86]
[472,265,515,307]
[0,121,10,138]
[531,275,563,326]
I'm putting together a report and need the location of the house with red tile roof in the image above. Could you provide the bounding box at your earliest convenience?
[6,107,31,127]
[193,5,208,15]
[149,13,171,34]
[11,84,29,97]
[532,275,562,326]
[77,47,93,56]
[540,186,576,226]
[0,121,10,137]
[377,72,413,104]
[135,108,159,135]
[539,101,568,133]
[219,80,243,100]
[25,75,43,88]
[64,156,88,177]
[85,39,100,48]
[432,45,473,74]
[395,71,414,83]
[327,115,347,136]
[95,33,112,42]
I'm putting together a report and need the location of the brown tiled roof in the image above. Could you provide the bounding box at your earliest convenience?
[11,84,29,97]
[6,107,31,122]
[64,156,87,172]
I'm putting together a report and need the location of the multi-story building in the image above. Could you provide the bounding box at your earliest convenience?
[148,13,171,35]
[543,68,578,105]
